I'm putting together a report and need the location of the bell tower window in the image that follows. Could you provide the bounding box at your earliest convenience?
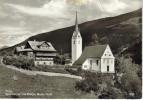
[73,41,75,44]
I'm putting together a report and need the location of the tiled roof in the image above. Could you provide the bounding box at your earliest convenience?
[16,41,56,52]
[73,45,107,65]
[27,41,56,52]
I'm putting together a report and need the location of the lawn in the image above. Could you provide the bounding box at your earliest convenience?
[32,65,70,74]
[0,64,97,98]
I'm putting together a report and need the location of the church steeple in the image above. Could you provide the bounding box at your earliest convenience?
[71,11,82,64]
[75,11,79,32]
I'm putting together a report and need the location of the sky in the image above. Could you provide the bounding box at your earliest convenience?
[0,0,141,47]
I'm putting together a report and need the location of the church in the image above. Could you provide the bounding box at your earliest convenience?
[71,12,115,73]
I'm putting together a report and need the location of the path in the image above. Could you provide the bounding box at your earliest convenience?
[0,57,82,80]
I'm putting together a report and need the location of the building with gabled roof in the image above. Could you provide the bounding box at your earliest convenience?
[15,40,57,66]
[73,44,115,73]
[71,12,115,73]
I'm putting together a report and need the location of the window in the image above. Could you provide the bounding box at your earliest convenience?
[84,65,87,68]
[49,62,52,65]
[44,62,46,65]
[111,59,113,64]
[103,59,105,63]
[73,41,75,44]
[90,60,92,65]
[78,41,80,44]
[107,59,109,64]
[37,62,39,65]
[107,66,109,72]
[96,60,99,65]
[105,54,106,56]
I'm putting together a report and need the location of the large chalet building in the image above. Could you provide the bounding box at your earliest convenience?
[15,40,57,66]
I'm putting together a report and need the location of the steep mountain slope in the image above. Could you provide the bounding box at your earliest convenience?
[0,9,141,64]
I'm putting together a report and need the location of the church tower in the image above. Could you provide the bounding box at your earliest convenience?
[71,11,82,64]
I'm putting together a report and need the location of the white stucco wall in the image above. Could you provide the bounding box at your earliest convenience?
[71,32,82,64]
[82,58,101,72]
[100,58,115,73]
[81,45,115,73]
[101,45,115,73]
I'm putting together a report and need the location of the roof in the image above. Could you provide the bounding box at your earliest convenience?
[73,45,107,65]
[16,46,32,52]
[27,41,56,52]
[16,41,56,52]
[72,11,81,38]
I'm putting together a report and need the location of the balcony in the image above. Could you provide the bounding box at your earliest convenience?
[36,53,56,57]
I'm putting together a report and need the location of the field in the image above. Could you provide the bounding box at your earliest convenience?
[0,64,97,98]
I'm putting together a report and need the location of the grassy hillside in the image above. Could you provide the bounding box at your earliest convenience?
[0,64,97,98]
[0,9,141,64]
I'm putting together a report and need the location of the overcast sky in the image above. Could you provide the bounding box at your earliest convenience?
[0,0,141,47]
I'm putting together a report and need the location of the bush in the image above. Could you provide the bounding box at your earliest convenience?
[3,55,34,70]
[75,72,99,93]
[65,66,85,76]
[99,87,124,99]
[121,72,142,98]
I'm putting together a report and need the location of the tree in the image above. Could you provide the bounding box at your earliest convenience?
[116,56,142,98]
[90,33,100,45]
[75,72,99,93]
[121,72,141,98]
